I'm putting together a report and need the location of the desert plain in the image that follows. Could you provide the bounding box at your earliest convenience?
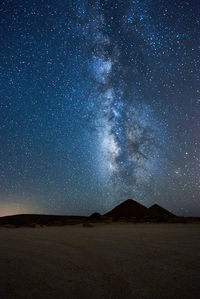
[0,223,199,299]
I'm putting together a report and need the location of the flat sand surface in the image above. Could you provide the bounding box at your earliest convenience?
[0,223,199,299]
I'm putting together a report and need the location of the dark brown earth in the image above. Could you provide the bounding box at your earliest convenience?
[0,223,199,299]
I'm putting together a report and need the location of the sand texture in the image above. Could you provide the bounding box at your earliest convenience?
[0,223,199,299]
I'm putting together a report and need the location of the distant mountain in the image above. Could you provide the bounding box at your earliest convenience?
[104,199,150,218]
[148,204,175,218]
[89,212,102,219]
[1,200,196,228]
[0,214,87,226]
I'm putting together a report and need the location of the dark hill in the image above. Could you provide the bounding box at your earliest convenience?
[148,204,175,218]
[104,199,150,218]
[89,212,102,219]
[0,214,87,226]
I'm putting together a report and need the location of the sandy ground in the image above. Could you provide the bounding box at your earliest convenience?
[0,223,199,299]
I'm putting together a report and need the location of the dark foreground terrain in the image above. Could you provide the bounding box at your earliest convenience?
[0,223,199,299]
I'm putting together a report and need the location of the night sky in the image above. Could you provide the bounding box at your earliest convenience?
[0,0,199,216]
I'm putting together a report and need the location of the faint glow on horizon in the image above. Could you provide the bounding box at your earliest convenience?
[0,200,40,217]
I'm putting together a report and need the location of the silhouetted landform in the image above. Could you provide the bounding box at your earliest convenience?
[89,212,102,219]
[0,199,200,227]
[149,204,175,218]
[104,199,150,218]
[0,214,87,227]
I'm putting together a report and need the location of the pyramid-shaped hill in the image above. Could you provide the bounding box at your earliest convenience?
[104,199,150,218]
[148,204,176,218]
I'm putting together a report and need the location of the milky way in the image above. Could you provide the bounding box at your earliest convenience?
[89,3,167,195]
[0,0,199,216]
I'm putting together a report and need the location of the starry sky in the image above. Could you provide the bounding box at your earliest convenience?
[0,0,199,216]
